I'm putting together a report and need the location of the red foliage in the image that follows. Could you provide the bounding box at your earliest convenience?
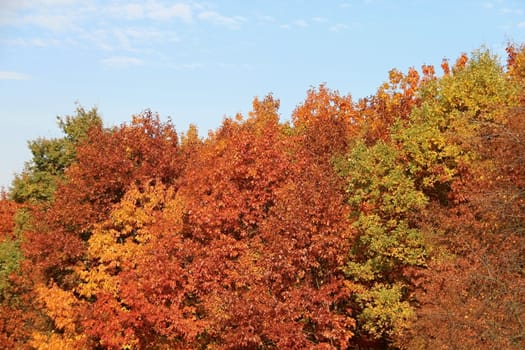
[405,72,525,349]
[292,85,358,160]
[52,111,182,234]
[441,58,451,75]
[0,193,19,241]
[354,66,425,143]
[0,304,32,350]
[71,96,355,348]
[172,95,354,348]
[454,52,469,71]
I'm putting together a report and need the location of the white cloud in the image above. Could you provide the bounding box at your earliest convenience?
[78,26,179,52]
[173,62,205,70]
[147,2,192,22]
[42,0,78,5]
[330,23,350,32]
[278,19,311,30]
[293,19,308,27]
[21,13,76,31]
[0,71,31,80]
[1,0,80,10]
[109,2,192,22]
[198,11,246,29]
[117,3,145,20]
[100,56,143,68]
[1,37,59,46]
[122,27,177,42]
[113,27,179,51]
[312,17,327,23]
[80,29,113,51]
[0,0,245,62]
[257,15,275,22]
[0,0,91,31]
[30,37,63,46]
[501,7,524,15]
[518,21,525,27]
[3,1,192,30]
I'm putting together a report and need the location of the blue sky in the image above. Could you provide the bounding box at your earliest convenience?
[1,0,524,189]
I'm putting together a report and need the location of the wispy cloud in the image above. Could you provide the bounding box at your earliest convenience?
[501,7,524,15]
[483,1,525,15]
[279,19,309,30]
[100,56,143,68]
[312,17,327,23]
[20,13,77,31]
[0,0,94,31]
[30,0,79,5]
[2,1,193,33]
[1,0,81,10]
[148,3,192,21]
[66,25,180,53]
[198,11,246,29]
[113,27,179,51]
[257,14,275,22]
[518,21,525,27]
[80,29,113,51]
[293,19,308,27]
[172,62,206,70]
[0,8,79,31]
[169,61,252,71]
[2,0,249,70]
[109,2,193,22]
[1,37,63,47]
[1,0,247,53]
[125,27,178,42]
[330,23,350,32]
[0,71,31,80]
[111,3,145,20]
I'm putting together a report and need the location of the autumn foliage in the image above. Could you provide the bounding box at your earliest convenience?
[1,44,524,349]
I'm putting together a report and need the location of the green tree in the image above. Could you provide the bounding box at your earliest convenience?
[400,47,524,350]
[336,140,428,344]
[337,48,519,348]
[0,193,22,298]
[10,105,102,203]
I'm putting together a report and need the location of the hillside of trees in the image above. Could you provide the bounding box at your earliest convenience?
[1,44,524,349]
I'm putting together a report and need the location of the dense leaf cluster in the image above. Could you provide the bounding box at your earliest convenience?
[1,44,524,349]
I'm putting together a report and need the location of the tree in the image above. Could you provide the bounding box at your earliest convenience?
[10,105,102,204]
[43,110,181,237]
[0,192,34,349]
[17,111,184,349]
[174,95,355,348]
[45,95,356,349]
[335,49,516,347]
[0,191,22,298]
[336,140,428,346]
[292,85,358,161]
[353,65,434,144]
[4,43,525,350]
[400,48,525,349]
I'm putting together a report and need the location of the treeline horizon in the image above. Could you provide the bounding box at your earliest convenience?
[1,43,524,349]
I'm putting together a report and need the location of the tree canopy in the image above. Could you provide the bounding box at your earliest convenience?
[1,44,524,349]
